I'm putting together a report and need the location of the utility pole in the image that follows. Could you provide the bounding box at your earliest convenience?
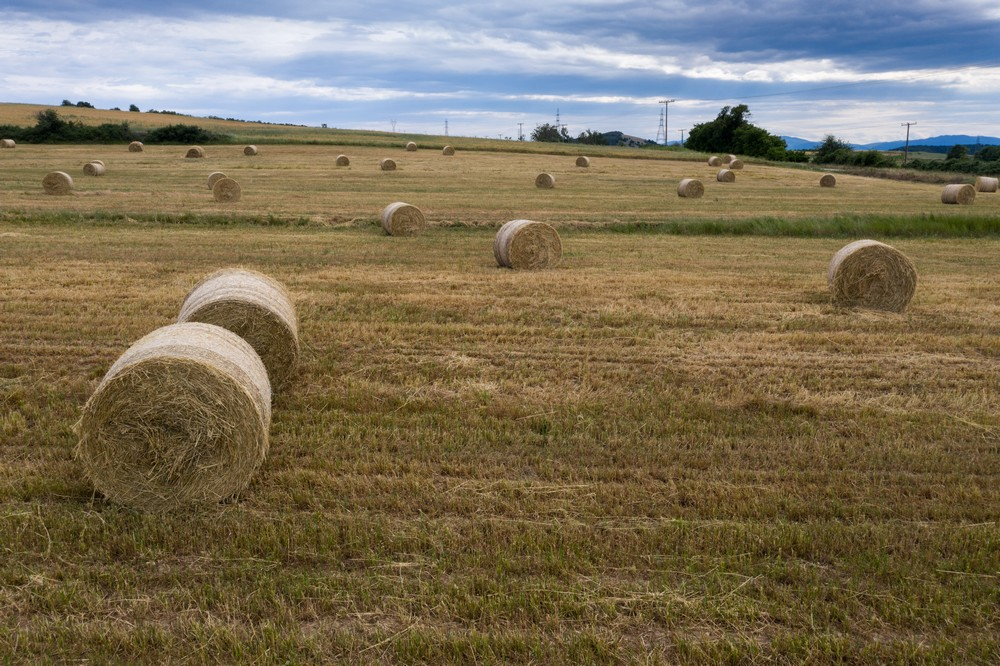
[901,121,916,163]
[659,99,676,146]
[678,128,686,145]
[518,123,524,141]
[655,108,665,144]
[445,119,448,136]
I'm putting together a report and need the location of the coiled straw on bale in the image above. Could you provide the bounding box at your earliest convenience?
[380,158,396,171]
[717,169,736,183]
[827,239,917,312]
[535,173,555,189]
[128,141,143,152]
[1,139,16,148]
[243,145,258,156]
[212,177,242,203]
[83,162,106,176]
[336,154,351,166]
[42,171,73,195]
[677,178,704,198]
[707,156,722,167]
[820,174,837,188]
[575,156,590,167]
[494,219,562,270]
[405,142,417,151]
[178,268,299,389]
[975,176,998,193]
[442,146,455,156]
[186,146,206,158]
[727,159,744,170]
[941,184,976,205]
[76,322,271,512]
[381,201,426,236]
[207,171,227,190]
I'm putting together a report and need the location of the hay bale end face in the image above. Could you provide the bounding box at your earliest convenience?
[726,154,737,163]
[185,146,206,159]
[381,201,426,236]
[177,268,299,389]
[820,174,837,188]
[75,322,271,511]
[941,184,976,205]
[677,178,704,198]
[727,158,744,170]
[827,239,917,312]
[128,141,143,152]
[974,176,998,193]
[243,145,258,156]
[717,169,736,183]
[336,154,350,167]
[212,177,242,203]
[707,156,722,167]
[494,219,562,270]
[535,173,555,189]
[207,171,227,190]
[575,156,590,167]
[442,146,455,156]
[83,162,106,176]
[380,158,396,171]
[42,171,73,195]
[405,141,417,152]
[1,138,17,148]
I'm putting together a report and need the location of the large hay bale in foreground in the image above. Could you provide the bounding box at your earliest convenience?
[185,146,206,159]
[381,201,426,236]
[83,162,106,176]
[727,159,744,170]
[178,268,299,389]
[76,322,271,511]
[212,177,242,203]
[827,239,917,312]
[677,178,704,198]
[494,219,562,270]
[975,176,998,193]
[717,169,736,183]
[941,184,976,205]
[535,173,555,189]
[207,171,227,190]
[707,156,722,167]
[380,158,396,171]
[1,139,16,148]
[405,141,417,151]
[575,156,590,167]
[42,171,73,195]
[336,154,351,166]
[820,174,837,188]
[243,145,258,156]
[128,141,143,152]
[442,146,455,156]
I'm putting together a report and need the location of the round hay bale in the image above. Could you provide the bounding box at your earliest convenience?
[212,177,242,203]
[727,159,744,170]
[535,173,555,189]
[207,171,227,190]
[941,184,976,205]
[820,174,837,188]
[707,156,722,167]
[380,158,397,171]
[575,156,590,167]
[76,322,271,511]
[336,154,351,167]
[83,162,106,176]
[90,160,106,167]
[128,141,143,152]
[405,141,417,151]
[677,178,704,198]
[493,219,562,270]
[185,146,206,159]
[42,171,73,195]
[716,169,736,183]
[243,145,258,156]
[974,176,998,193]
[381,201,426,236]
[177,268,299,389]
[0,138,15,148]
[726,154,737,163]
[442,145,455,156]
[827,239,917,312]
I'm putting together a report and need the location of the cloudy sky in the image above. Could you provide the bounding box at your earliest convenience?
[3,1,1000,144]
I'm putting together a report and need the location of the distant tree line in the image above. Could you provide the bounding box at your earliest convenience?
[0,109,227,144]
[810,135,895,168]
[906,144,1000,175]
[684,105,808,162]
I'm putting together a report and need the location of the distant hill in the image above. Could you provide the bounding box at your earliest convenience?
[780,136,822,150]
[781,134,1000,152]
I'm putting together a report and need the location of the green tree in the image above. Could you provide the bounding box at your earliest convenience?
[531,123,570,143]
[975,145,1000,161]
[576,129,607,145]
[812,135,853,163]
[686,104,787,159]
[129,104,140,112]
[946,144,968,160]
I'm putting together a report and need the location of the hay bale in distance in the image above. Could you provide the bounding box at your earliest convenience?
[76,322,271,511]
[405,141,417,151]
[707,156,722,167]
[381,201,426,236]
[827,239,917,312]
[575,156,590,167]
[535,173,556,189]
[726,154,737,163]
[212,177,242,203]
[186,146,206,159]
[336,154,351,167]
[820,174,837,188]
[207,171,227,190]
[494,219,562,270]
[717,169,736,183]
[941,184,976,205]
[975,176,998,193]
[83,162,106,176]
[177,268,299,389]
[380,158,397,171]
[243,145,258,156]
[677,178,704,198]
[128,141,143,152]
[442,146,455,156]
[1,139,16,148]
[42,171,73,195]
[728,159,745,170]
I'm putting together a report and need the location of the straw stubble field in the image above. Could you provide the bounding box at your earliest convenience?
[1,142,999,663]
